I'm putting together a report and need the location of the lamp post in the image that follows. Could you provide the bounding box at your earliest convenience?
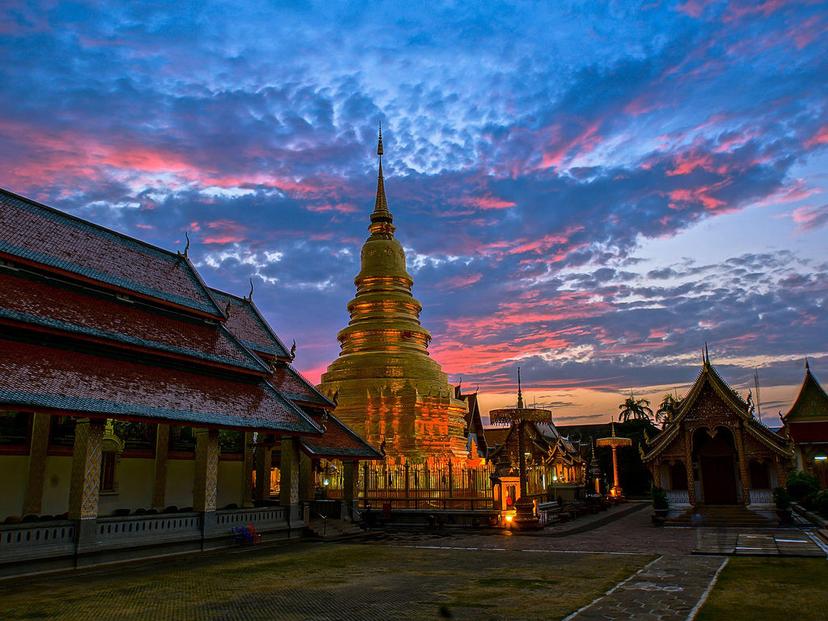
[552,472,558,502]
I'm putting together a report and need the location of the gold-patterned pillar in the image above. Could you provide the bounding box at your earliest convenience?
[684,430,696,505]
[241,431,255,508]
[151,424,170,510]
[69,418,104,555]
[193,428,219,540]
[279,437,301,524]
[193,429,219,512]
[22,412,51,516]
[254,441,273,503]
[734,426,751,505]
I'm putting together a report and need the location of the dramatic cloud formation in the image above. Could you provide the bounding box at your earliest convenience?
[1,1,826,421]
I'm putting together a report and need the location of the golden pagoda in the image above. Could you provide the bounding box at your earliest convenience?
[318,128,469,464]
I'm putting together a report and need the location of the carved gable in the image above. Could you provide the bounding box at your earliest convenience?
[683,383,742,431]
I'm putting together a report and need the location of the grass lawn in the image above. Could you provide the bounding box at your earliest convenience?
[698,557,828,621]
[0,543,648,620]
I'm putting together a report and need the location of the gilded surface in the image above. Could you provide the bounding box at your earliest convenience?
[193,428,218,512]
[318,135,468,463]
[69,418,104,520]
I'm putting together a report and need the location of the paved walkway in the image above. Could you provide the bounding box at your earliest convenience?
[564,555,727,621]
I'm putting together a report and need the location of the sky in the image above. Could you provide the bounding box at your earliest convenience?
[1,1,827,425]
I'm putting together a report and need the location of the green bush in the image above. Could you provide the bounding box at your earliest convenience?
[786,471,820,502]
[773,487,791,511]
[652,486,668,510]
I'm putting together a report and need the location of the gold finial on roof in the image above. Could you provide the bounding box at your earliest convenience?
[370,123,392,229]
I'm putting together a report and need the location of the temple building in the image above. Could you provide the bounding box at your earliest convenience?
[641,348,793,506]
[783,360,828,487]
[488,421,586,503]
[318,130,469,464]
[0,188,379,574]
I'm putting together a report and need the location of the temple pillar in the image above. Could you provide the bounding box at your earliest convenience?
[279,437,301,525]
[299,451,314,502]
[254,441,273,503]
[343,460,358,520]
[684,431,696,505]
[775,455,788,489]
[241,431,255,508]
[151,424,169,510]
[193,428,219,539]
[22,412,51,516]
[734,426,751,505]
[69,418,104,553]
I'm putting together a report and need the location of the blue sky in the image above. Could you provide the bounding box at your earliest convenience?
[1,0,826,422]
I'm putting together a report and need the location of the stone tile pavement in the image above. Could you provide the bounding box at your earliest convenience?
[563,555,728,621]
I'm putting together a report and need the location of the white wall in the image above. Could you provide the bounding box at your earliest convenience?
[217,461,243,508]
[165,459,195,508]
[42,456,72,516]
[98,458,154,516]
[0,456,28,519]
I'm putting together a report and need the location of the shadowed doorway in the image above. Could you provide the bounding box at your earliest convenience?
[695,427,738,504]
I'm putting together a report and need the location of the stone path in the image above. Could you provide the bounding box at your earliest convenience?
[693,530,825,556]
[564,555,728,621]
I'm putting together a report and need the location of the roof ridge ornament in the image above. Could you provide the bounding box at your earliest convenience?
[805,357,810,371]
[246,278,254,302]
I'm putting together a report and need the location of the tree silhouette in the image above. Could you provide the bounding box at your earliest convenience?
[655,394,681,427]
[618,394,653,422]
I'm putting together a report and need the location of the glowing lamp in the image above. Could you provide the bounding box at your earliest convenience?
[815,455,827,462]
[323,478,330,487]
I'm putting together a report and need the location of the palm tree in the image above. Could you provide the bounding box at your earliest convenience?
[655,394,681,426]
[618,394,653,422]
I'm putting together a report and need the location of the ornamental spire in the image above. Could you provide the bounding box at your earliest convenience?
[371,123,392,227]
[517,367,524,409]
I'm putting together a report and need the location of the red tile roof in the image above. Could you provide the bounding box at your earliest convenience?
[0,269,267,374]
[271,364,334,408]
[300,410,383,459]
[209,288,290,359]
[0,189,224,318]
[0,337,321,434]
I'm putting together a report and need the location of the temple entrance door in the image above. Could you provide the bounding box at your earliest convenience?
[695,428,738,505]
[701,456,737,504]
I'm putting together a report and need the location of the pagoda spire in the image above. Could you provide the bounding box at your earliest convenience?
[370,124,392,232]
[517,367,524,409]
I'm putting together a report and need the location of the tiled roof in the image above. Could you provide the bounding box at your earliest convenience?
[271,364,334,408]
[0,269,267,373]
[785,366,828,422]
[0,337,322,434]
[300,410,383,459]
[0,189,224,318]
[209,288,290,359]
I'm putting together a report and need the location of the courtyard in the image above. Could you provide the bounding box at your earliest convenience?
[2,509,826,621]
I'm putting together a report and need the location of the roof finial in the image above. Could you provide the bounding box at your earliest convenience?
[184,231,190,258]
[370,123,392,229]
[247,278,254,301]
[704,342,709,365]
[290,339,297,361]
[805,357,810,371]
[517,366,524,409]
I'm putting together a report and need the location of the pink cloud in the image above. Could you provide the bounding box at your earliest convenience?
[792,204,828,231]
[450,196,516,210]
